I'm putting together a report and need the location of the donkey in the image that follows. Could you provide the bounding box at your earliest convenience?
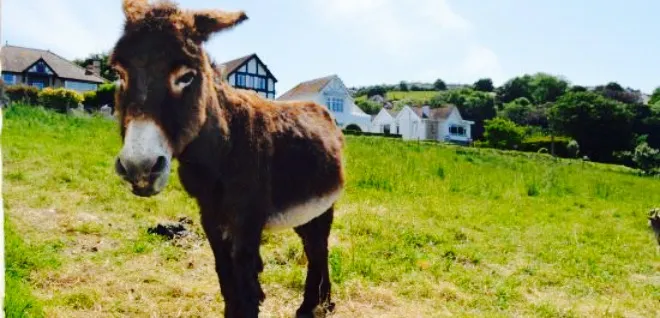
[110,1,344,317]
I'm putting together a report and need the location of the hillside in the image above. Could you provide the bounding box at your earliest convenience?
[3,105,660,317]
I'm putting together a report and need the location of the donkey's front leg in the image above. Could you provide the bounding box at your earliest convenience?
[230,220,266,318]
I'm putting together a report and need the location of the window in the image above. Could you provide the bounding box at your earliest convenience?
[31,82,44,89]
[36,62,45,73]
[326,97,344,112]
[236,74,246,87]
[247,75,254,88]
[449,125,466,136]
[396,125,400,134]
[256,77,266,90]
[3,73,16,84]
[64,80,97,92]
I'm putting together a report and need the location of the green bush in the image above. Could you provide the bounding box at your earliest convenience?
[484,117,526,150]
[632,142,660,175]
[83,90,98,109]
[96,83,117,109]
[38,87,84,112]
[355,99,382,115]
[519,136,572,157]
[567,140,580,158]
[6,85,39,105]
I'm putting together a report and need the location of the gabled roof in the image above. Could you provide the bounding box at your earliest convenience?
[276,74,337,101]
[411,105,455,120]
[218,53,278,82]
[386,109,399,118]
[1,45,106,83]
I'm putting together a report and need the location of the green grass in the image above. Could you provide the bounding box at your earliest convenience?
[3,104,660,317]
[5,216,61,318]
[386,90,438,103]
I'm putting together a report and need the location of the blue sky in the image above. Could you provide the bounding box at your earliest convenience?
[3,0,659,94]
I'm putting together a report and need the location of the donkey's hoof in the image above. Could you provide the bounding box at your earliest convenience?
[295,302,335,318]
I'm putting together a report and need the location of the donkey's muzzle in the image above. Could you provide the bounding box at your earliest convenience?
[115,155,169,196]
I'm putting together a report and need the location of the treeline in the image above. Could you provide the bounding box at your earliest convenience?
[354,74,660,174]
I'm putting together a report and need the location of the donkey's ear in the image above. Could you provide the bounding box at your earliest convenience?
[122,0,149,22]
[192,10,248,41]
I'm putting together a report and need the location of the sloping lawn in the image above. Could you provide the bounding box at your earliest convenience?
[3,104,660,317]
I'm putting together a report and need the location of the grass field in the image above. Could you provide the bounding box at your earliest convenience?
[3,104,660,317]
[386,90,438,104]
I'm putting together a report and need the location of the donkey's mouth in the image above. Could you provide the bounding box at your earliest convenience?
[131,184,160,197]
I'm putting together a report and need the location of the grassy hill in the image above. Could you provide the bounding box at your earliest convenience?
[4,105,660,317]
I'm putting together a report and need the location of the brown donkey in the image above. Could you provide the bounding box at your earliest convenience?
[110,1,344,317]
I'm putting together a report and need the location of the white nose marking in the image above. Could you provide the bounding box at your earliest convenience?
[120,119,172,167]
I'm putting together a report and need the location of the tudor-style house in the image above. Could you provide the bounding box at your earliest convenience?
[1,45,106,92]
[276,74,372,132]
[371,105,474,144]
[218,53,277,99]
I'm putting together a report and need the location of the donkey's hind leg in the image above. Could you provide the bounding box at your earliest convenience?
[294,206,335,318]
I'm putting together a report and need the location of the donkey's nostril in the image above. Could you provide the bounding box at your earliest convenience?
[151,156,168,174]
[115,157,128,177]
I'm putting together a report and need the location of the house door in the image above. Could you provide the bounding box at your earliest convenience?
[383,124,391,135]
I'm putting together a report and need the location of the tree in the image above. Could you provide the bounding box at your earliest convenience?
[73,51,118,82]
[649,87,660,105]
[569,85,588,93]
[496,75,533,104]
[473,78,494,92]
[593,82,642,104]
[500,97,533,125]
[529,73,569,104]
[496,73,569,105]
[433,78,447,91]
[431,88,496,140]
[549,91,635,162]
[399,81,409,91]
[483,117,526,150]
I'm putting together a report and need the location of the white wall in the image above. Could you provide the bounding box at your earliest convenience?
[396,107,423,140]
[439,108,472,142]
[318,78,372,132]
[370,109,394,133]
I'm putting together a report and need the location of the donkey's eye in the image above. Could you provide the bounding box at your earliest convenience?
[176,72,196,86]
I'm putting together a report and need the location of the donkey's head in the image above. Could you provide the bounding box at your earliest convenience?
[110,0,247,197]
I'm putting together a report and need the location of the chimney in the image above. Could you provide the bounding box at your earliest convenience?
[92,60,101,77]
[85,60,102,77]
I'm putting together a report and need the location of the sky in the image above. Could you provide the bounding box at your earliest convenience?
[3,0,659,95]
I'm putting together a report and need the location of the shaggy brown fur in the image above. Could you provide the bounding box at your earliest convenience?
[111,1,344,317]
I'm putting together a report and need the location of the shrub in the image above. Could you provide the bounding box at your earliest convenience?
[484,117,526,150]
[519,136,572,157]
[38,87,84,112]
[96,83,117,109]
[355,99,382,115]
[6,85,39,105]
[567,140,580,158]
[83,91,98,109]
[632,142,660,174]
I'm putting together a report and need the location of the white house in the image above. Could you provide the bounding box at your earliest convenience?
[372,105,474,144]
[276,75,372,131]
[370,108,400,134]
[218,53,278,99]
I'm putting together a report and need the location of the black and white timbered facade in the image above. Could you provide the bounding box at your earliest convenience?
[219,53,277,99]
